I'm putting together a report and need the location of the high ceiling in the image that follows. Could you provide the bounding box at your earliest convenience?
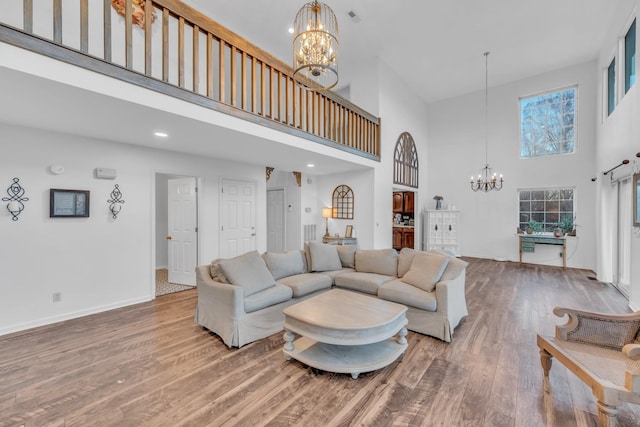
[184,0,635,104]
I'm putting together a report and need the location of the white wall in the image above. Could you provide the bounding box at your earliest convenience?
[0,123,267,335]
[595,1,640,309]
[426,61,598,269]
[266,170,302,251]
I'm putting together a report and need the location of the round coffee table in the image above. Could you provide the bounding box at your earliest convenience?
[283,288,408,379]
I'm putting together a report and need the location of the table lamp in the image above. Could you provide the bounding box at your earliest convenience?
[322,207,332,237]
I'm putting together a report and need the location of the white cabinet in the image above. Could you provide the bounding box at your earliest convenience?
[423,210,460,255]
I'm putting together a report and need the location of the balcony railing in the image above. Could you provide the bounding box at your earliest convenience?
[0,0,380,160]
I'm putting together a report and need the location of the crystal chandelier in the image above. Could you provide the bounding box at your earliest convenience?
[471,52,503,192]
[292,1,338,91]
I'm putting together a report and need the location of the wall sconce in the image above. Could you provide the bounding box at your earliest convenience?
[322,207,332,237]
[3,178,29,221]
[107,184,125,219]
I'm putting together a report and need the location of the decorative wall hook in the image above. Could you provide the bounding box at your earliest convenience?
[3,178,29,221]
[107,184,125,219]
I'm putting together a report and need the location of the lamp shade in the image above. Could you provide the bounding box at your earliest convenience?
[292,1,338,91]
[322,207,332,218]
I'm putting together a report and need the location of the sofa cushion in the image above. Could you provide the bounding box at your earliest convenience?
[336,244,357,268]
[440,257,469,281]
[397,248,417,277]
[355,249,398,276]
[209,259,231,283]
[319,268,355,284]
[401,252,449,292]
[378,279,437,312]
[218,250,276,297]
[262,251,306,280]
[334,272,396,295]
[244,283,293,313]
[278,273,332,297]
[308,242,342,272]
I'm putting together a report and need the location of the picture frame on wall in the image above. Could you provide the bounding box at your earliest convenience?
[634,173,640,227]
[345,225,353,238]
[50,189,90,218]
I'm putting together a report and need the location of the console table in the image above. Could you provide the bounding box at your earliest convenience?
[519,234,567,268]
[322,236,358,245]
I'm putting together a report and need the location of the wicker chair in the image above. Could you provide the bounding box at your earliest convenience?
[537,307,640,426]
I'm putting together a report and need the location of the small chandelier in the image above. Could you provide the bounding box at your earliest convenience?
[471,52,503,192]
[292,1,339,91]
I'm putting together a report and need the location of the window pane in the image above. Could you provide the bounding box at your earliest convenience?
[520,87,576,158]
[608,58,616,116]
[626,19,636,93]
[518,188,574,233]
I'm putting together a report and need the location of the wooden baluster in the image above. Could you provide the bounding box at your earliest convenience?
[178,17,185,87]
[241,52,247,110]
[103,0,111,61]
[80,0,88,53]
[219,40,225,102]
[23,0,33,33]
[260,62,266,116]
[285,75,290,125]
[193,25,199,93]
[269,67,274,119]
[251,57,257,113]
[144,0,152,75]
[125,0,132,69]
[206,34,213,98]
[305,89,310,132]
[53,0,62,44]
[230,46,236,106]
[162,8,169,82]
[277,71,283,122]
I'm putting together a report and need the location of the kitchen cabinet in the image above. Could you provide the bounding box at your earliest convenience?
[393,227,414,250]
[403,192,414,213]
[393,191,414,213]
[393,192,404,213]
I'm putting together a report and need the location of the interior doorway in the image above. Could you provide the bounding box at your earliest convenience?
[155,173,199,296]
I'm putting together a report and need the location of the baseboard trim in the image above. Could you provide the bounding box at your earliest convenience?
[0,295,152,337]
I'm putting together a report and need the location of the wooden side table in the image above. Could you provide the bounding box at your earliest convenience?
[519,234,567,268]
[322,236,358,245]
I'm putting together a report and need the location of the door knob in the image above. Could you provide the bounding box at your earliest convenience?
[166,235,172,240]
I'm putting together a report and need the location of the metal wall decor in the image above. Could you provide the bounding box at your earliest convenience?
[331,184,354,219]
[108,184,125,219]
[3,178,29,221]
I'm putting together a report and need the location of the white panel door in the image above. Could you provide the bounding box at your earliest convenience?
[221,179,256,258]
[168,178,197,286]
[267,189,285,253]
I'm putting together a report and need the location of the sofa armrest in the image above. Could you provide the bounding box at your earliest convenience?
[195,265,244,319]
[434,270,467,317]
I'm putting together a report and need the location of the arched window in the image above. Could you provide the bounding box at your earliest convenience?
[394,132,419,188]
[332,185,354,219]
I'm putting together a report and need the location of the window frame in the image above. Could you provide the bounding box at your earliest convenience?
[607,56,617,116]
[518,187,576,233]
[519,85,578,159]
[624,18,636,94]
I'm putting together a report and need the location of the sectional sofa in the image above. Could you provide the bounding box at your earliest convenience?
[195,242,468,348]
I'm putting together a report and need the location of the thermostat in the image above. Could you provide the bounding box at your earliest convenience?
[95,168,117,179]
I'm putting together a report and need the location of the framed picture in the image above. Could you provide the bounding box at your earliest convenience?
[50,189,90,218]
[345,225,353,238]
[634,173,640,227]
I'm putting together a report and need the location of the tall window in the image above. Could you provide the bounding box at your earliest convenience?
[519,188,574,232]
[520,87,576,158]
[608,58,616,116]
[625,18,636,93]
[393,132,419,188]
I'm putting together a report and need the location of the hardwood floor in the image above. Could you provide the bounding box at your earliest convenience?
[2,258,639,426]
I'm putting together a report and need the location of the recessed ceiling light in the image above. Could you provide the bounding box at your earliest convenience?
[307,163,315,168]
[288,27,294,34]
[154,131,168,137]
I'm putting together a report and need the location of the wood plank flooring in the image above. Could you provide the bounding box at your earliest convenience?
[1,258,640,426]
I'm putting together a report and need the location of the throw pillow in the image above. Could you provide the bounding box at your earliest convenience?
[336,244,357,268]
[439,256,469,281]
[218,251,276,297]
[308,241,342,272]
[209,259,230,283]
[401,252,450,293]
[355,249,398,276]
[262,251,306,280]
[397,248,417,277]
